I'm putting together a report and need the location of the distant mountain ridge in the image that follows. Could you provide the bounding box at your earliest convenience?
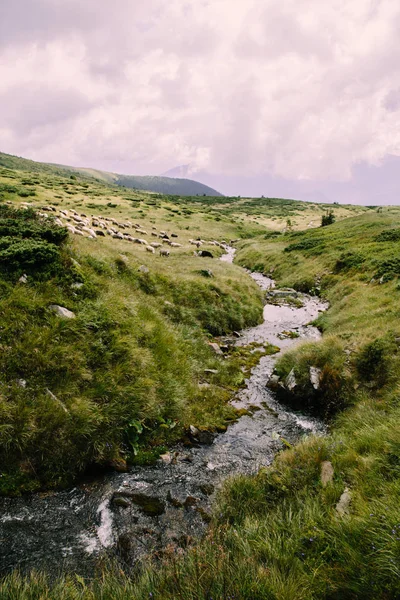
[0,152,223,197]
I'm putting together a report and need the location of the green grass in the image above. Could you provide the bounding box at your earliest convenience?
[0,173,264,494]
[2,155,400,598]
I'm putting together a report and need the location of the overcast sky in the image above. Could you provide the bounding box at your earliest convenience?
[1,0,400,201]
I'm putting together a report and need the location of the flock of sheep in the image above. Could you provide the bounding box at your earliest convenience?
[21,203,229,257]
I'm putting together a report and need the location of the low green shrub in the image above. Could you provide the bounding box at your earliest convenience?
[375,228,400,242]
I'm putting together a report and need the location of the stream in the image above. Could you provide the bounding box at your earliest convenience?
[0,248,328,576]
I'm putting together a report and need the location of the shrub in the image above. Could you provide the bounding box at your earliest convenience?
[374,228,400,242]
[321,211,335,226]
[334,252,365,273]
[284,237,325,254]
[355,337,394,387]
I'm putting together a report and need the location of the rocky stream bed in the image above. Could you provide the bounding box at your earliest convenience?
[0,248,328,576]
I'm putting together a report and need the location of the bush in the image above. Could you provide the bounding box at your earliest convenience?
[0,205,68,279]
[356,337,394,387]
[334,252,365,272]
[0,239,60,275]
[375,228,400,242]
[321,211,335,227]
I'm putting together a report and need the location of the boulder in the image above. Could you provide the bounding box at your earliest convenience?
[18,274,28,284]
[267,288,298,298]
[138,265,149,273]
[49,305,76,319]
[320,461,334,487]
[268,374,281,389]
[309,366,322,390]
[285,368,297,391]
[209,342,223,355]
[129,493,165,516]
[336,487,351,516]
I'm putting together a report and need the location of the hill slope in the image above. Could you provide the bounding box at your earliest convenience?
[0,151,222,196]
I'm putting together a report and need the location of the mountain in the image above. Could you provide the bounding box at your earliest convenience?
[0,152,223,197]
[163,155,400,205]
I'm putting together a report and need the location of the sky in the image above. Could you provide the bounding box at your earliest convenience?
[1,0,400,203]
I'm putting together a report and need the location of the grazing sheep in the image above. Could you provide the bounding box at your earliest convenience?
[146,245,155,254]
[151,231,158,237]
[150,242,162,248]
[171,233,178,238]
[160,248,170,257]
[169,242,182,248]
[136,229,147,235]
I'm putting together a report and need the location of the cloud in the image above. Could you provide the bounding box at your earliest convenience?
[0,0,400,182]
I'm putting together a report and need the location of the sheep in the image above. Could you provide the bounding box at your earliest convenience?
[151,231,158,237]
[169,242,182,248]
[160,248,170,257]
[150,242,162,248]
[146,246,155,254]
[136,229,147,235]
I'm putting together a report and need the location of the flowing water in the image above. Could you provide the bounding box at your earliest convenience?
[0,248,328,576]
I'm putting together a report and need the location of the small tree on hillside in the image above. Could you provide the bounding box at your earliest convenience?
[321,210,335,227]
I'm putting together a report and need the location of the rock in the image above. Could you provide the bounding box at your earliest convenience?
[138,265,149,273]
[113,496,131,508]
[160,452,172,465]
[199,483,214,495]
[209,342,223,355]
[16,379,27,388]
[309,366,322,390]
[108,458,128,473]
[49,305,76,319]
[18,274,28,284]
[268,288,298,299]
[232,331,241,338]
[189,425,215,445]
[183,495,200,508]
[128,493,165,516]
[336,487,351,516]
[189,425,200,437]
[320,461,334,487]
[204,369,218,374]
[285,368,297,391]
[71,282,83,289]
[179,454,193,463]
[268,374,281,388]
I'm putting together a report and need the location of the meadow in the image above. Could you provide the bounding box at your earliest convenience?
[1,155,400,598]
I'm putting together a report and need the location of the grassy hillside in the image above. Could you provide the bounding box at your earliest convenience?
[0,151,223,197]
[1,156,400,598]
[0,161,265,495]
